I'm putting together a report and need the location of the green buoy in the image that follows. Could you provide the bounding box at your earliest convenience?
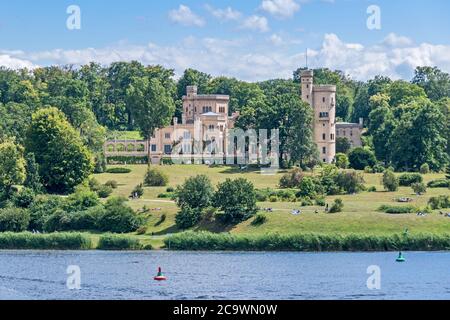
[396,251,406,262]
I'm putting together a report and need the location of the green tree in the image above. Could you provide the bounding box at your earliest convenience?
[214,178,257,224]
[126,77,175,162]
[335,153,349,169]
[348,147,377,170]
[0,207,30,232]
[0,140,26,193]
[336,137,351,154]
[97,197,143,233]
[25,107,94,193]
[412,66,450,101]
[24,153,43,193]
[175,175,214,210]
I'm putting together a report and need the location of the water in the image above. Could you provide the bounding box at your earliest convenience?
[0,251,448,300]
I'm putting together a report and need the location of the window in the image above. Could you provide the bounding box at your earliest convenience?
[323,159,326,163]
[164,133,171,139]
[307,95,309,99]
[208,124,215,131]
[306,84,309,88]
[343,130,346,136]
[219,106,225,113]
[322,147,326,154]
[319,112,329,118]
[183,131,191,139]
[350,131,353,137]
[164,145,172,155]
[322,97,326,103]
[322,133,326,140]
[330,134,335,140]
[151,144,157,152]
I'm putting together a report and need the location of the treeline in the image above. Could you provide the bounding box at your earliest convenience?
[1,63,449,171]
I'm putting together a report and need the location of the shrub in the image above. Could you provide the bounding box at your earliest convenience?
[97,185,113,199]
[0,208,30,232]
[97,234,142,250]
[348,147,377,170]
[106,167,132,174]
[106,155,148,165]
[174,175,214,210]
[382,170,399,192]
[175,207,202,229]
[335,170,365,194]
[166,186,175,193]
[329,199,344,213]
[269,195,278,202]
[315,196,326,206]
[428,195,450,210]
[214,178,258,224]
[97,197,143,233]
[131,184,144,198]
[44,209,72,232]
[367,186,377,192]
[88,177,101,191]
[251,214,267,226]
[335,153,349,169]
[411,182,427,195]
[399,173,423,186]
[255,188,271,202]
[420,163,430,174]
[279,168,303,188]
[144,167,169,187]
[276,189,296,202]
[28,195,65,231]
[155,213,166,226]
[372,164,385,173]
[300,198,314,207]
[427,179,449,188]
[104,180,118,189]
[297,176,319,198]
[65,188,100,212]
[364,166,373,173]
[70,206,104,230]
[378,204,416,214]
[12,187,35,208]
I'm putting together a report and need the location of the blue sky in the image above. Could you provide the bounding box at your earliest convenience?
[1,0,449,81]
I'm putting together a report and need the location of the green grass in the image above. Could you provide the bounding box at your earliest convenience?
[93,165,450,248]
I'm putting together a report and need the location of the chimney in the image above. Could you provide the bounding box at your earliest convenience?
[359,118,364,127]
[186,85,198,97]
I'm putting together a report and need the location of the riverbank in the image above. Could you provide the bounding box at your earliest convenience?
[1,231,450,251]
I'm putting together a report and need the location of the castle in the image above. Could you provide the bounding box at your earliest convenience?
[104,70,363,165]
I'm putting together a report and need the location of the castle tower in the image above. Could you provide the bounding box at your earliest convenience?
[300,70,336,164]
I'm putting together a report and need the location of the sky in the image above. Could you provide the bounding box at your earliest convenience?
[0,0,449,81]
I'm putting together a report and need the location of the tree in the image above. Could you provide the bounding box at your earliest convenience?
[382,170,399,192]
[0,207,30,232]
[390,101,448,171]
[383,80,427,108]
[0,140,26,193]
[336,137,351,154]
[144,167,169,186]
[214,178,257,224]
[335,153,349,169]
[175,206,202,230]
[335,170,365,194]
[126,77,175,162]
[329,198,344,213]
[175,175,214,210]
[24,153,43,193]
[412,66,450,101]
[348,147,377,170]
[97,197,143,233]
[411,182,427,195]
[25,107,94,193]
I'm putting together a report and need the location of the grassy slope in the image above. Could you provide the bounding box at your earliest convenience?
[94,165,450,248]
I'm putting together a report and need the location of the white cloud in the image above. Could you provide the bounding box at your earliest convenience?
[261,0,300,18]
[168,5,205,27]
[205,5,241,21]
[241,15,270,32]
[0,54,36,69]
[382,33,414,48]
[3,33,450,82]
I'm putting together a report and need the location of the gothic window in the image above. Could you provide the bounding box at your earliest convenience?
[322,133,326,140]
[322,147,326,154]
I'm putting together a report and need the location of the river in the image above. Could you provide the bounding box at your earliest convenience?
[0,251,448,300]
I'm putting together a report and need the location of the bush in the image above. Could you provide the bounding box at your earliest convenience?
[255,188,271,202]
[276,189,296,202]
[12,187,35,208]
[364,166,373,173]
[144,167,169,187]
[300,198,314,207]
[130,184,144,199]
[97,234,143,250]
[88,177,101,191]
[97,197,143,233]
[372,164,385,173]
[420,163,430,174]
[106,167,132,174]
[329,199,344,213]
[315,196,326,206]
[175,207,202,229]
[428,195,450,210]
[297,176,319,198]
[348,147,377,170]
[28,195,65,231]
[269,195,278,202]
[65,188,100,212]
[106,155,148,165]
[335,153,349,169]
[104,180,118,189]
[70,206,104,230]
[0,232,92,250]
[427,179,449,188]
[411,182,427,195]
[0,208,30,232]
[97,185,113,199]
[279,168,304,188]
[251,214,267,226]
[399,173,423,186]
[378,204,416,214]
[367,186,377,192]
[335,171,365,194]
[382,170,399,192]
[166,186,175,193]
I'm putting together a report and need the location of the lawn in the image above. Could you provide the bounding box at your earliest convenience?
[94,165,450,248]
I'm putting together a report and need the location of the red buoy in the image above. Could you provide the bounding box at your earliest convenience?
[154,267,167,281]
